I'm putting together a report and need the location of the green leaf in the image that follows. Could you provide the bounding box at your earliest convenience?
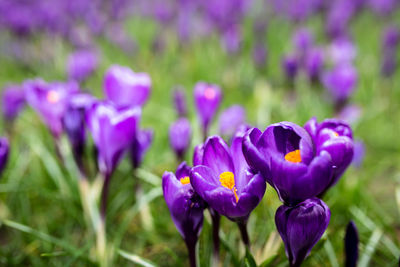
[259,255,278,267]
[118,249,157,267]
[242,248,257,267]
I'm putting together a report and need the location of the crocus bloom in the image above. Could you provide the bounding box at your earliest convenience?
[304,117,354,191]
[162,162,205,247]
[293,28,313,58]
[218,105,246,138]
[275,198,330,267]
[305,47,324,81]
[1,85,25,122]
[322,64,357,104]
[173,87,188,117]
[351,140,365,168]
[24,79,80,137]
[194,82,222,136]
[86,102,141,175]
[328,38,357,66]
[67,49,99,82]
[0,137,9,176]
[169,118,192,160]
[381,26,400,77]
[282,54,299,81]
[190,135,266,221]
[345,221,359,267]
[130,128,153,169]
[104,65,151,108]
[242,122,334,205]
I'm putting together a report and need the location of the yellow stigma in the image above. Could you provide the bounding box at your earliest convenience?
[219,171,239,203]
[204,87,216,100]
[180,176,190,185]
[333,131,339,137]
[285,149,302,163]
[47,90,60,103]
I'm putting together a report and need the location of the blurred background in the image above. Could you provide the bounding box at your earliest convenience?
[0,0,399,266]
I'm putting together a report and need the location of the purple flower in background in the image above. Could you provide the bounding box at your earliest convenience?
[368,0,398,15]
[24,79,79,137]
[218,105,246,138]
[293,28,314,58]
[173,87,188,117]
[275,198,330,267]
[322,64,357,105]
[162,162,205,250]
[67,49,99,82]
[305,47,324,81]
[282,54,299,81]
[194,82,222,137]
[381,26,400,77]
[104,65,151,108]
[86,102,140,175]
[325,0,355,38]
[130,128,153,169]
[190,135,266,221]
[304,117,354,192]
[351,140,365,168]
[242,122,334,205]
[169,118,192,160]
[221,25,242,54]
[1,85,26,122]
[328,38,357,66]
[337,104,362,125]
[0,137,9,176]
[253,43,267,68]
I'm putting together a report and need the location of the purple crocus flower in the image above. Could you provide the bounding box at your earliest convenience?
[304,117,354,192]
[1,85,25,122]
[381,26,400,77]
[104,65,151,108]
[162,162,205,264]
[190,135,266,221]
[293,28,314,59]
[275,197,330,267]
[24,79,79,137]
[67,49,99,83]
[337,104,362,125]
[221,25,242,54]
[130,128,153,169]
[242,122,334,205]
[86,102,141,175]
[194,82,222,138]
[305,47,324,81]
[218,105,246,138]
[322,64,358,106]
[368,0,397,15]
[351,140,365,168]
[173,87,188,117]
[252,42,267,68]
[282,54,299,81]
[169,118,192,160]
[328,38,357,66]
[0,137,9,176]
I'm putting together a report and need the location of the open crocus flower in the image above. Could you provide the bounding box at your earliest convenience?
[243,122,334,205]
[193,82,222,137]
[0,137,9,177]
[104,65,151,108]
[169,118,191,160]
[275,198,330,267]
[162,162,206,250]
[1,85,26,122]
[86,102,141,175]
[24,79,79,137]
[190,135,266,221]
[304,117,354,193]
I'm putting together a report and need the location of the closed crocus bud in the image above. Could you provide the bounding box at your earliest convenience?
[242,122,334,205]
[169,118,191,160]
[351,140,365,168]
[190,135,266,221]
[163,162,206,248]
[86,102,141,175]
[345,221,359,267]
[293,28,314,59]
[194,82,222,137]
[104,65,151,108]
[305,47,324,82]
[304,117,354,193]
[1,85,25,122]
[0,137,9,176]
[275,198,330,267]
[218,105,246,138]
[282,54,299,81]
[173,88,188,118]
[322,64,357,107]
[130,128,153,169]
[24,79,80,138]
[67,49,99,83]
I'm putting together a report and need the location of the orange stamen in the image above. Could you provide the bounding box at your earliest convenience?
[180,176,190,185]
[219,171,239,203]
[285,149,302,163]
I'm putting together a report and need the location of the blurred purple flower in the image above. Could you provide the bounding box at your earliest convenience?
[368,0,398,15]
[337,104,362,125]
[381,26,400,77]
[130,128,153,169]
[221,25,242,54]
[293,28,314,58]
[305,47,324,81]
[104,65,151,108]
[173,87,188,118]
[0,137,9,177]
[86,102,140,175]
[275,198,330,267]
[67,49,99,83]
[253,43,267,68]
[1,85,26,122]
[218,105,246,138]
[328,38,357,66]
[169,118,192,160]
[351,140,365,168]
[325,0,355,38]
[282,54,299,81]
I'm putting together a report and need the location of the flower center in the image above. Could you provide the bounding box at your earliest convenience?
[219,171,239,203]
[204,87,216,100]
[180,176,190,185]
[285,149,302,163]
[47,90,60,103]
[333,131,339,137]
